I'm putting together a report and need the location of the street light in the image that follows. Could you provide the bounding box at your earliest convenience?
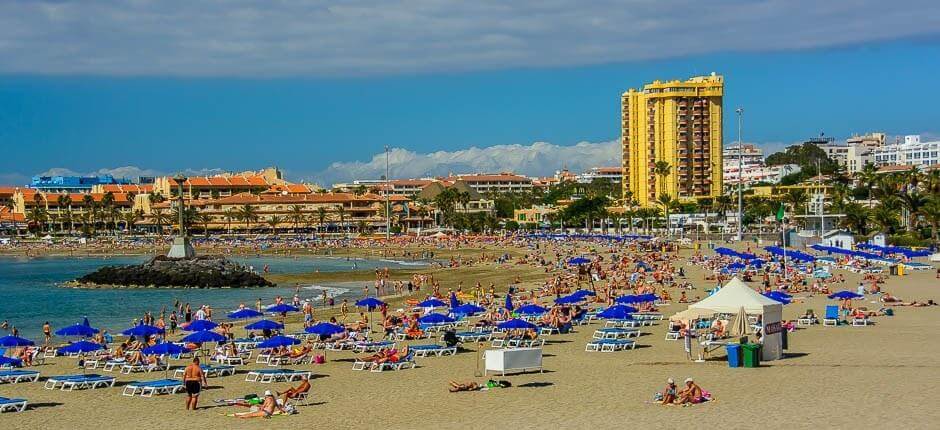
[735,108,744,242]
[385,145,390,241]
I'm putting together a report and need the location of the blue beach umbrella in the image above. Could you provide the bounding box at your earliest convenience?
[597,306,634,320]
[245,319,285,331]
[615,295,643,305]
[55,318,99,337]
[497,319,538,330]
[122,324,164,337]
[257,335,300,349]
[267,304,300,314]
[57,340,104,355]
[356,297,386,308]
[0,356,23,367]
[554,295,584,305]
[142,342,191,356]
[515,304,548,315]
[451,304,485,316]
[418,313,456,324]
[571,290,596,297]
[184,319,219,332]
[828,291,864,300]
[568,257,590,265]
[304,322,345,337]
[228,309,264,319]
[181,330,227,344]
[417,298,447,308]
[0,336,35,348]
[763,292,791,304]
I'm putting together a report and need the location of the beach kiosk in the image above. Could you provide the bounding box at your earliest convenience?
[672,277,784,361]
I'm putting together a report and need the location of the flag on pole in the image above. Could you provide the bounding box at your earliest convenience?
[775,204,786,222]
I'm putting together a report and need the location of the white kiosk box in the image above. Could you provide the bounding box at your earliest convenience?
[483,348,543,375]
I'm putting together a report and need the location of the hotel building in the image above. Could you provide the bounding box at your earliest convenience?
[621,74,724,207]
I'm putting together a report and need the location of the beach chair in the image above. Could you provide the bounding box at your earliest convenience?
[585,339,635,352]
[120,361,167,374]
[0,370,40,384]
[370,352,416,372]
[797,310,818,326]
[0,397,27,413]
[592,328,639,340]
[173,364,236,379]
[0,370,39,384]
[352,341,395,354]
[409,344,457,358]
[538,326,560,336]
[852,316,872,327]
[44,374,116,391]
[823,305,840,326]
[213,354,246,366]
[454,331,493,343]
[122,379,184,397]
[244,369,312,383]
[102,359,126,372]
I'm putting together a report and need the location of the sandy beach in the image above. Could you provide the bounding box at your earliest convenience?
[1,242,938,430]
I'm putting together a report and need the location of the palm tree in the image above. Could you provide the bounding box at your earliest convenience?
[316,206,328,237]
[238,204,259,232]
[101,192,116,235]
[840,202,870,236]
[267,215,282,235]
[222,208,238,234]
[856,162,879,208]
[288,205,304,233]
[653,161,672,198]
[920,196,940,244]
[871,203,901,235]
[194,211,212,237]
[26,206,47,235]
[57,194,73,235]
[898,191,927,232]
[152,208,168,235]
[122,210,141,235]
[656,194,677,236]
[783,188,808,216]
[336,205,346,235]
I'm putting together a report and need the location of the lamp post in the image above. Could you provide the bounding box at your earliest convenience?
[735,108,744,242]
[385,145,390,241]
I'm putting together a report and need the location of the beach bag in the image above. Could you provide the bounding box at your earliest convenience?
[314,354,325,364]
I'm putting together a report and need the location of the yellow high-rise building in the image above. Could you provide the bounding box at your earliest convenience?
[621,74,724,208]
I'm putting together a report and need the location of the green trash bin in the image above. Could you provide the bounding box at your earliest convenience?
[741,343,761,368]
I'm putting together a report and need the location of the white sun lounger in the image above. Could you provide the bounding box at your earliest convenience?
[369,353,416,372]
[0,370,40,384]
[592,328,640,340]
[173,364,236,379]
[585,339,636,352]
[0,397,27,413]
[409,344,457,357]
[120,362,167,374]
[122,379,184,397]
[244,369,312,383]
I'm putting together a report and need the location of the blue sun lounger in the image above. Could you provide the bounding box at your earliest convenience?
[122,379,184,397]
[0,397,27,413]
[43,374,116,391]
[823,305,840,326]
[0,370,40,384]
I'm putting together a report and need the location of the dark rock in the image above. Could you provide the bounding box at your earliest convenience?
[76,255,274,288]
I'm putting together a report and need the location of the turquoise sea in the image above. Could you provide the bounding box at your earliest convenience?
[0,255,427,339]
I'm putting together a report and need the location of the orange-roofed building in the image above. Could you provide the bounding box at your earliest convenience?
[444,172,532,194]
[152,167,287,199]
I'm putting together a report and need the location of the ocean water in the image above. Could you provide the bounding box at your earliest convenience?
[0,255,426,339]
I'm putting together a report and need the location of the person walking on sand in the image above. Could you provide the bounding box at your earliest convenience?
[183,357,208,410]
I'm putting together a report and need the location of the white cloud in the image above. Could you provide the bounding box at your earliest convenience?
[1,1,938,76]
[312,140,620,185]
[34,166,228,181]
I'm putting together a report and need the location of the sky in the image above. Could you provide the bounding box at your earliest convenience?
[1,1,940,186]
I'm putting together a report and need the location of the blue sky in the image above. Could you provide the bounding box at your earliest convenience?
[1,1,939,185]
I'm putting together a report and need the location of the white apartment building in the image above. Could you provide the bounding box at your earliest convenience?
[576,167,622,184]
[871,135,940,167]
[723,144,798,186]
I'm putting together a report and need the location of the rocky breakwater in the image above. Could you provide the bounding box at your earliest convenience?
[73,255,275,288]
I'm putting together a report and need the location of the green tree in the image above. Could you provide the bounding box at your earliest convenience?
[238,204,259,232]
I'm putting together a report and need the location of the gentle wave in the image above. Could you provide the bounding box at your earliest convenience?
[302,285,350,299]
[378,259,429,266]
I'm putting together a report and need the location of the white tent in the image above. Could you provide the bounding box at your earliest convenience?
[670,277,784,361]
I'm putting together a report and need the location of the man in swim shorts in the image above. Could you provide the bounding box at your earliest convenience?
[183,357,208,410]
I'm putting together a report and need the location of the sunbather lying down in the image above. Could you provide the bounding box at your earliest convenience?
[216,390,296,418]
[448,380,511,392]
